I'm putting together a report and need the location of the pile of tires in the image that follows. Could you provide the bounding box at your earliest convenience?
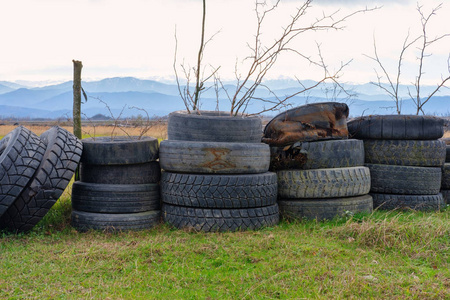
[440,138,450,205]
[0,126,82,233]
[71,136,161,232]
[159,110,279,232]
[348,115,446,211]
[271,139,373,221]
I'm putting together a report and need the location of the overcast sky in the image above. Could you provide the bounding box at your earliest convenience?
[0,0,448,85]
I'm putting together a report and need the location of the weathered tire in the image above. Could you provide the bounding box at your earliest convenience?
[159,140,270,174]
[161,172,277,208]
[441,163,450,189]
[366,164,441,195]
[371,193,444,211]
[441,190,450,204]
[81,136,159,165]
[446,146,450,163]
[364,139,446,167]
[277,166,371,199]
[270,139,364,171]
[167,110,262,143]
[348,115,444,140]
[278,194,373,221]
[80,161,161,184]
[71,182,160,213]
[71,210,161,232]
[0,126,45,217]
[0,126,82,233]
[162,203,279,232]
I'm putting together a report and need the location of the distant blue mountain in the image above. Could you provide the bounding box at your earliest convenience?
[0,76,449,119]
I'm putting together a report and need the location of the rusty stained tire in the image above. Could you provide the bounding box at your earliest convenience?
[0,126,82,233]
[277,166,371,199]
[371,193,444,211]
[0,126,45,218]
[162,203,279,232]
[347,115,444,140]
[167,110,263,143]
[278,194,373,221]
[269,139,364,171]
[363,139,446,167]
[159,140,270,174]
[81,136,159,165]
[367,164,441,195]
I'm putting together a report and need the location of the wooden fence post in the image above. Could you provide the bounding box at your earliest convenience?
[72,60,83,139]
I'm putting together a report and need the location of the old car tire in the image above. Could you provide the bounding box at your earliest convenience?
[80,161,161,184]
[277,166,371,199]
[441,163,450,189]
[167,110,263,143]
[159,140,270,174]
[81,136,159,165]
[366,164,441,195]
[0,126,82,233]
[371,193,444,211]
[347,115,444,140]
[269,139,364,171]
[0,126,45,217]
[363,139,445,167]
[162,203,279,232]
[161,172,277,208]
[71,182,160,213]
[278,194,373,221]
[71,210,161,232]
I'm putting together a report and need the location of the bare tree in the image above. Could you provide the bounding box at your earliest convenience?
[366,3,450,115]
[173,0,220,114]
[175,0,377,116]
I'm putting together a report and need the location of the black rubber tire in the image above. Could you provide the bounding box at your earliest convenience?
[71,182,160,213]
[277,166,371,199]
[441,163,450,189]
[366,164,441,195]
[161,172,277,208]
[269,139,364,171]
[167,110,263,143]
[364,139,446,167]
[446,145,450,163]
[162,203,279,232]
[80,161,161,184]
[0,126,82,233]
[347,115,444,140]
[71,210,161,232]
[441,190,450,204]
[0,126,45,217]
[371,193,444,211]
[81,136,159,165]
[278,194,373,221]
[159,140,270,174]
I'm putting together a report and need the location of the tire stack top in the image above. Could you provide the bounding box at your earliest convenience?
[348,115,446,211]
[439,137,450,205]
[0,126,82,233]
[264,103,373,221]
[71,136,161,232]
[160,110,279,232]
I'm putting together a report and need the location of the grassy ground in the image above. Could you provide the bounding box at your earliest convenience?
[1,123,449,298]
[0,192,448,299]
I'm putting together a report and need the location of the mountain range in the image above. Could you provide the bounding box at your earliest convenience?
[0,77,449,119]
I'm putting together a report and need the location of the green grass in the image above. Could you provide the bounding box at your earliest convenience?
[1,198,449,299]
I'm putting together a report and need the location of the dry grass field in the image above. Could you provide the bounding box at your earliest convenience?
[0,122,168,141]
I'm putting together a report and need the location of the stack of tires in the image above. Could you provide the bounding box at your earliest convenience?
[159,111,279,232]
[0,126,82,233]
[348,115,446,211]
[273,139,373,221]
[440,138,450,205]
[71,136,161,231]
